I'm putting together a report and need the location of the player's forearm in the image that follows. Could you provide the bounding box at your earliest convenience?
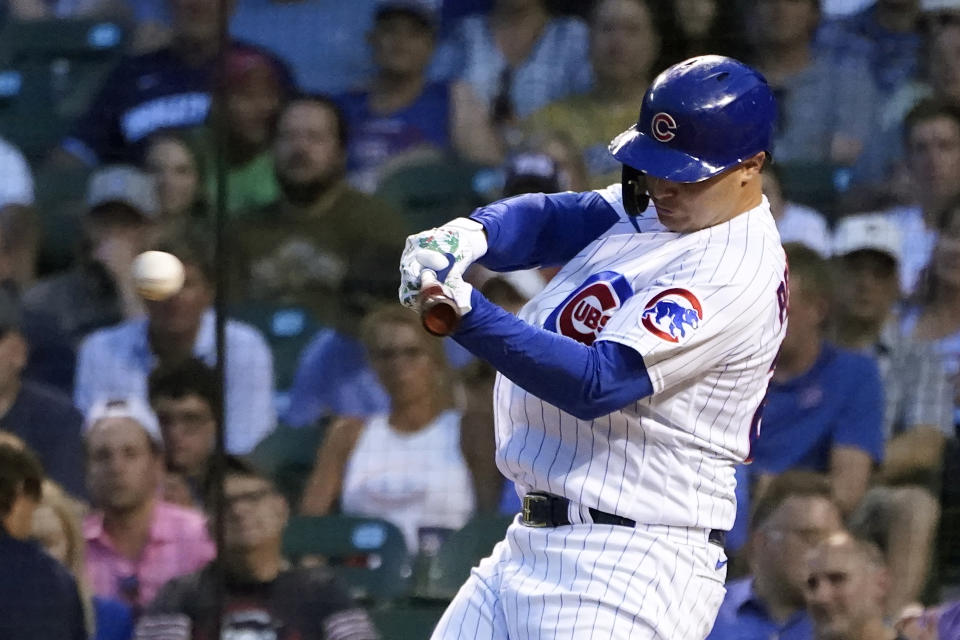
[471,191,618,271]
[454,290,653,420]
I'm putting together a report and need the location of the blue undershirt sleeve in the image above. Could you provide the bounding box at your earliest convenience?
[470,191,620,271]
[454,290,654,420]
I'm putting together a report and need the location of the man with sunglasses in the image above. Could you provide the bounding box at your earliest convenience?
[135,456,378,640]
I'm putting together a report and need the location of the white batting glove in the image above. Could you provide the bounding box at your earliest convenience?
[428,272,474,316]
[399,217,487,310]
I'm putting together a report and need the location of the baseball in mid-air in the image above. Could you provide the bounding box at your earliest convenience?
[132,250,185,301]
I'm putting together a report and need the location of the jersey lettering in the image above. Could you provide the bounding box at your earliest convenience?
[544,271,634,345]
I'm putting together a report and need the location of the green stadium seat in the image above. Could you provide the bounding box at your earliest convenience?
[248,419,327,507]
[370,601,447,640]
[374,153,486,232]
[411,514,513,601]
[230,303,319,392]
[283,515,412,602]
[0,19,126,160]
[775,161,842,217]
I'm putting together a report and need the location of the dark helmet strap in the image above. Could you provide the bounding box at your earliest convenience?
[621,165,649,217]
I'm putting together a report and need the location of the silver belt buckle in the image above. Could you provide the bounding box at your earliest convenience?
[522,493,550,528]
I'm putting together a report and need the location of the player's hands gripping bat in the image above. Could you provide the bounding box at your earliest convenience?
[399,218,487,333]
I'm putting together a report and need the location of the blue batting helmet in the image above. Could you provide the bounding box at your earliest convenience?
[609,55,777,183]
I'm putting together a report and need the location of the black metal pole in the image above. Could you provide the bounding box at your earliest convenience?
[211,0,231,634]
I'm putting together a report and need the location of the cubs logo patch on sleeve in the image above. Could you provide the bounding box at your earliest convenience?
[544,271,634,345]
[640,288,703,343]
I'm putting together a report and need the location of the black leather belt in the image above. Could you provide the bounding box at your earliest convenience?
[521,492,726,548]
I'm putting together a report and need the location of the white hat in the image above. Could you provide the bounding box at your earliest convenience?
[84,396,162,446]
[922,0,960,11]
[86,165,159,218]
[832,214,903,262]
[0,137,34,208]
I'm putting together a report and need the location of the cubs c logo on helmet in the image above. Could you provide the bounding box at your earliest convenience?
[651,112,678,142]
[641,288,703,343]
[545,271,634,345]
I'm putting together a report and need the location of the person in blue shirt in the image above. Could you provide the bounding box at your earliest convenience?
[707,471,846,640]
[337,0,502,193]
[750,243,885,517]
[55,0,291,166]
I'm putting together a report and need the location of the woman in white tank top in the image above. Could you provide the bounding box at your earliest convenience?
[299,306,476,552]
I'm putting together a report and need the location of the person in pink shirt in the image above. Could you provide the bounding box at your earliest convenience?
[82,396,215,612]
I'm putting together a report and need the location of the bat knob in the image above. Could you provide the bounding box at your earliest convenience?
[419,283,461,337]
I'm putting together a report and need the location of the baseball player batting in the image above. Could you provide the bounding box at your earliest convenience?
[399,55,787,640]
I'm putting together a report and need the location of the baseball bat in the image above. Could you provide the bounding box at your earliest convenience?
[419,269,461,337]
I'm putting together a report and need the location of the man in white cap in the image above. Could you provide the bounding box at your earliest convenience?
[83,396,214,611]
[831,213,951,616]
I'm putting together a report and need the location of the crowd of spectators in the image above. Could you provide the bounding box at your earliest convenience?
[1,0,960,638]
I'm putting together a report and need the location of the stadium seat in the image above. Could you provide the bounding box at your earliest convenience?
[229,302,319,393]
[248,419,327,507]
[775,161,842,217]
[370,601,447,640]
[0,18,126,160]
[282,515,412,602]
[411,514,513,600]
[374,152,486,231]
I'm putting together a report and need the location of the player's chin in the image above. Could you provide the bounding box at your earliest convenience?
[654,206,689,232]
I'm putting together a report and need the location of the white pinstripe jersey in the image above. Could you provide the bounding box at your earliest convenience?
[494,185,788,530]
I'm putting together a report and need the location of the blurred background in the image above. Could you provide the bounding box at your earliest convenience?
[0,0,959,638]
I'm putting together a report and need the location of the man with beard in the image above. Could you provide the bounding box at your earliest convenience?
[233,95,409,332]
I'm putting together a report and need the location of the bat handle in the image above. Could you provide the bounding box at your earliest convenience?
[418,269,461,337]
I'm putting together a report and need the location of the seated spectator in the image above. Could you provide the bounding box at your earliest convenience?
[83,397,215,610]
[0,137,39,289]
[659,0,749,63]
[832,214,952,479]
[857,18,960,187]
[0,289,86,498]
[204,45,289,215]
[75,233,276,454]
[817,0,923,95]
[300,306,475,553]
[881,100,960,294]
[523,0,661,188]
[31,480,134,640]
[23,166,159,346]
[143,131,208,233]
[433,0,593,130]
[148,358,219,508]
[0,443,87,640]
[707,471,845,640]
[804,533,900,640]
[232,96,409,333]
[744,0,879,168]
[749,244,884,516]
[54,0,289,166]
[230,0,380,95]
[764,166,831,257]
[906,194,960,429]
[337,0,501,193]
[135,456,378,639]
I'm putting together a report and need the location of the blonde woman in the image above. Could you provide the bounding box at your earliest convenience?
[299,305,476,553]
[31,481,133,640]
